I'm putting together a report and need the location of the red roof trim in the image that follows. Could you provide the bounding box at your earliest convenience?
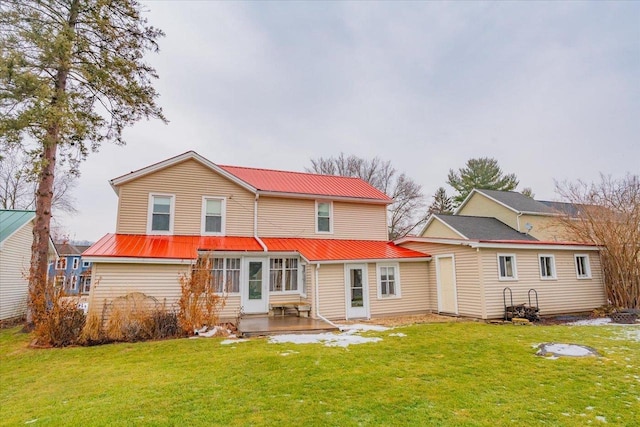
[83,234,430,262]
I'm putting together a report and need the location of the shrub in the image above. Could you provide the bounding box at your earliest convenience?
[30,282,85,347]
[178,257,227,334]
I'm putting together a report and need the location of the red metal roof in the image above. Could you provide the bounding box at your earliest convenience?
[219,165,391,202]
[261,238,429,262]
[83,234,264,259]
[83,234,429,261]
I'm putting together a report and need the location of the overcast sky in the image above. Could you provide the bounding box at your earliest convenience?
[59,1,639,242]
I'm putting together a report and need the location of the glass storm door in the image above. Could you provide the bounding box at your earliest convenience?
[346,264,368,319]
[242,258,268,314]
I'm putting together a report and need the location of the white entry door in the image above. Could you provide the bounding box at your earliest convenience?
[345,264,369,319]
[242,258,268,314]
[436,255,458,314]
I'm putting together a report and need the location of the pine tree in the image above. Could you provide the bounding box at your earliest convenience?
[0,0,167,323]
[428,187,453,215]
[447,157,519,206]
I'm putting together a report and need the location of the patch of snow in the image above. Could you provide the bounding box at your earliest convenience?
[280,350,299,356]
[25,420,38,425]
[220,338,248,345]
[619,328,640,342]
[537,343,598,357]
[596,415,607,423]
[568,318,612,326]
[389,332,406,337]
[269,332,382,347]
[338,323,389,332]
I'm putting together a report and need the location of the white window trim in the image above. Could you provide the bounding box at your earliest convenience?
[201,196,226,236]
[147,193,175,235]
[70,275,78,291]
[538,254,557,280]
[497,253,518,281]
[376,262,401,299]
[574,254,592,279]
[268,257,303,294]
[315,200,334,234]
[82,260,91,268]
[72,258,80,270]
[56,258,67,270]
[212,257,241,295]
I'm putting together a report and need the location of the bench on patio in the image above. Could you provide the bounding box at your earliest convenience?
[269,302,311,318]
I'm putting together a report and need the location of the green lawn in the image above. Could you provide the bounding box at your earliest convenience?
[1,322,639,426]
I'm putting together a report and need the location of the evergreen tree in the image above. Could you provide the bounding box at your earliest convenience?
[447,157,519,206]
[0,0,166,323]
[428,187,453,215]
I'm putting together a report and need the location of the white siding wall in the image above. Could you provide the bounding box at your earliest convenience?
[368,261,430,317]
[0,223,32,320]
[258,197,388,240]
[480,249,606,319]
[400,242,482,317]
[116,159,255,236]
[315,264,346,320]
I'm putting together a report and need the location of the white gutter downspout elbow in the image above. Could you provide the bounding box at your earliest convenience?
[254,193,267,252]
[314,263,340,329]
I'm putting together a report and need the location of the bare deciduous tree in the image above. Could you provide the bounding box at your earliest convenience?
[554,173,639,309]
[307,154,427,239]
[0,145,78,214]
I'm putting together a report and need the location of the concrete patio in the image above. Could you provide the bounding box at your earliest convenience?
[237,316,339,337]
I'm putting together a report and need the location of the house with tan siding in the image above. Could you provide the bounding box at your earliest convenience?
[455,188,579,241]
[395,196,607,319]
[0,210,58,322]
[83,151,431,322]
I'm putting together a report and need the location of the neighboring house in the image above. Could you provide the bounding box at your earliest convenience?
[394,190,607,319]
[48,242,93,295]
[454,189,577,241]
[0,210,58,322]
[83,151,432,321]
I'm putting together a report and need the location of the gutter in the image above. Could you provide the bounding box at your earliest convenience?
[314,263,341,330]
[254,194,268,252]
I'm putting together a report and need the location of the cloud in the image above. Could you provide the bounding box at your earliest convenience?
[58,1,639,241]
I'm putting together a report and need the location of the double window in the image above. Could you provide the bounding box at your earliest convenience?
[269,258,299,292]
[148,194,174,234]
[202,197,225,235]
[575,254,592,279]
[377,263,400,298]
[538,255,556,280]
[497,254,517,280]
[212,258,241,293]
[55,258,67,270]
[316,201,332,233]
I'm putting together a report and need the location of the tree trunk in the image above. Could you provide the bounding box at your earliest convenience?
[26,0,79,325]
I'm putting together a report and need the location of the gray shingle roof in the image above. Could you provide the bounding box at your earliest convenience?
[475,189,556,214]
[434,214,539,241]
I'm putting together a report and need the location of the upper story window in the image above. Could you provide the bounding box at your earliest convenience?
[72,258,80,270]
[316,201,333,234]
[575,254,592,279]
[497,254,517,280]
[56,258,67,270]
[82,260,91,268]
[202,197,225,235]
[377,263,401,298]
[538,254,556,280]
[148,194,174,234]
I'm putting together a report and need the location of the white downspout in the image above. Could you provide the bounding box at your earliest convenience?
[254,193,267,252]
[516,212,523,233]
[314,263,341,329]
